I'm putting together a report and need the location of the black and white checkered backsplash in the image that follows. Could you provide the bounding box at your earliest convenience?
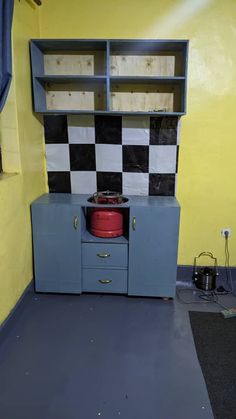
[44,115,180,196]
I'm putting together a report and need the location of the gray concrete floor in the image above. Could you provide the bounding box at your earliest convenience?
[0,287,235,419]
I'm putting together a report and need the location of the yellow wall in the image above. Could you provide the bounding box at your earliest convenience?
[39,0,236,266]
[0,0,46,325]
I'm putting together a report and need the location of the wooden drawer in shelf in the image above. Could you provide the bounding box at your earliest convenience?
[82,268,128,294]
[82,243,128,268]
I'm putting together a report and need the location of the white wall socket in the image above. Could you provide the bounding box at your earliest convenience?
[221,228,231,237]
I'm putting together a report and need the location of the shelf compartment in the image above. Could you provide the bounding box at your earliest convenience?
[110,80,184,113]
[39,79,107,112]
[81,207,130,243]
[110,41,188,77]
[31,40,107,76]
[44,51,106,76]
[82,229,128,244]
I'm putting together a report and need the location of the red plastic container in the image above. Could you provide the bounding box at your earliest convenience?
[90,208,123,238]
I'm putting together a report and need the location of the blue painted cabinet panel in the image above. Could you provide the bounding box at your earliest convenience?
[31,203,82,293]
[31,195,180,297]
[128,205,180,297]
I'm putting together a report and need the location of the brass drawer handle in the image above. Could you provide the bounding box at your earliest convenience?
[73,216,78,230]
[97,252,110,258]
[132,216,136,231]
[98,279,112,284]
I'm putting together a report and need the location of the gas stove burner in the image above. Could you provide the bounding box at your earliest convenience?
[88,191,128,205]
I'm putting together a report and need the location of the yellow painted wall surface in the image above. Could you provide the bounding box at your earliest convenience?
[39,0,236,266]
[0,0,46,325]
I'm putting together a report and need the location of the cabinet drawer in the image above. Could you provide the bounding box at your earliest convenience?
[82,243,128,268]
[82,269,127,293]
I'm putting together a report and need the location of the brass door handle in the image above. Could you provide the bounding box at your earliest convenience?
[97,253,110,258]
[73,216,78,230]
[98,279,112,284]
[132,216,136,231]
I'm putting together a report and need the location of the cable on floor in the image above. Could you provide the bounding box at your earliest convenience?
[176,288,230,311]
[177,235,235,310]
[224,234,234,295]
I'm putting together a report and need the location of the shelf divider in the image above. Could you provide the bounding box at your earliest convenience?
[36,75,107,84]
[106,41,111,112]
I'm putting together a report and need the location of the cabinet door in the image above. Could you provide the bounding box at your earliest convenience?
[128,206,180,297]
[31,204,82,293]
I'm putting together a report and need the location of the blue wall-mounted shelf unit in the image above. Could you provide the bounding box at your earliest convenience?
[30,39,188,116]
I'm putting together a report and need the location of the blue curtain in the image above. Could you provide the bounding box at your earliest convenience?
[0,0,14,112]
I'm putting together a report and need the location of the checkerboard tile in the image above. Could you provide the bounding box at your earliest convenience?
[177,119,181,145]
[122,116,150,145]
[95,115,122,144]
[68,115,95,144]
[71,171,97,194]
[46,144,70,172]
[150,117,178,145]
[96,144,122,172]
[69,144,96,171]
[44,115,68,144]
[149,174,176,196]
[123,145,149,173]
[44,115,180,196]
[97,172,122,193]
[48,172,71,193]
[149,145,177,174]
[175,173,178,195]
[123,173,149,195]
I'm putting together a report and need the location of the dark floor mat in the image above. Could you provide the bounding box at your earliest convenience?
[189,311,236,419]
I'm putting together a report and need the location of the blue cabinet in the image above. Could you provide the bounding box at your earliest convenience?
[31,194,180,297]
[128,206,180,297]
[31,203,82,293]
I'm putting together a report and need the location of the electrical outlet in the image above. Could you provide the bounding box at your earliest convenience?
[221,228,231,238]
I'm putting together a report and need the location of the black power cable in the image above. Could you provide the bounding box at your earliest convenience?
[224,234,234,294]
